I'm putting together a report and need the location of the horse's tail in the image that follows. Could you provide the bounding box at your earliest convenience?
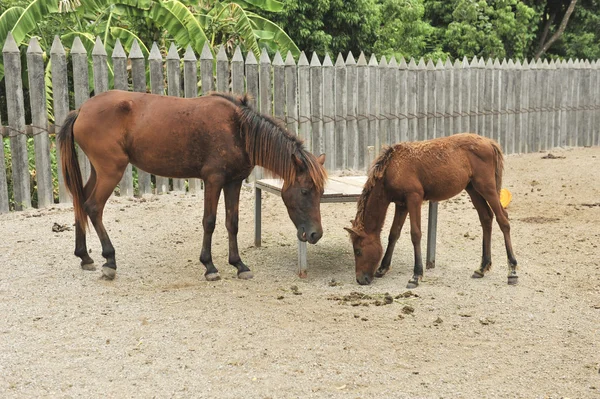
[58,111,88,232]
[490,140,504,195]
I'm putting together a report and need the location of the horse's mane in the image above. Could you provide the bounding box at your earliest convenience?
[354,145,396,230]
[210,92,327,192]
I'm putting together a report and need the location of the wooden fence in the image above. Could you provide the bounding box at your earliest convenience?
[1,33,599,213]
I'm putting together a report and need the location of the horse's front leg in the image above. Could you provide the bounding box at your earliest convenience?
[406,195,424,288]
[200,178,224,281]
[223,179,253,280]
[375,204,408,278]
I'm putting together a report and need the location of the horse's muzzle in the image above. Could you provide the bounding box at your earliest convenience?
[297,227,322,244]
[356,273,373,285]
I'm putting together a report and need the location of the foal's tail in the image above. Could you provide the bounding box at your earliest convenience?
[490,140,504,195]
[58,111,88,232]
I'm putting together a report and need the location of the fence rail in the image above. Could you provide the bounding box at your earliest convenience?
[1,32,599,213]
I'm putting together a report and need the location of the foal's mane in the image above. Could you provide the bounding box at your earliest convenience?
[210,92,327,192]
[354,145,396,230]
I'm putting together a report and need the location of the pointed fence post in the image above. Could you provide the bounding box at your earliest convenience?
[346,52,358,170]
[483,58,494,139]
[499,59,508,150]
[231,46,244,96]
[539,59,549,151]
[416,58,427,141]
[166,43,185,192]
[129,40,152,195]
[322,53,334,170]
[273,51,285,123]
[592,61,600,146]
[581,60,592,146]
[244,50,258,109]
[92,37,109,95]
[469,56,479,134]
[27,37,53,208]
[520,59,530,153]
[149,42,169,194]
[112,39,134,197]
[356,53,369,168]
[334,53,347,169]
[443,58,453,137]
[528,59,540,152]
[4,33,31,210]
[298,52,311,147]
[367,54,379,164]
[426,59,436,139]
[259,48,272,116]
[514,59,524,153]
[379,56,390,149]
[309,52,323,156]
[460,56,471,133]
[452,58,462,135]
[50,36,70,204]
[216,45,229,93]
[491,58,504,146]
[477,57,486,134]
[407,58,418,141]
[398,57,408,141]
[506,59,516,154]
[71,37,91,182]
[284,51,299,137]
[389,57,400,144]
[549,60,559,148]
[184,45,202,194]
[435,59,445,139]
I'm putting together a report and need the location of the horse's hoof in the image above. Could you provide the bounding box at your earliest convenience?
[238,271,254,280]
[406,281,419,289]
[205,272,221,282]
[81,261,96,271]
[374,268,388,278]
[471,270,485,279]
[507,276,519,285]
[101,267,116,280]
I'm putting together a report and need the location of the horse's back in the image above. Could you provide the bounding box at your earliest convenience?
[73,90,250,179]
[385,134,498,202]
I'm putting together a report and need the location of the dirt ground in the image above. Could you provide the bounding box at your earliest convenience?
[1,146,599,398]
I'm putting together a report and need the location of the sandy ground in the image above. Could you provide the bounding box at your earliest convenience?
[1,146,599,399]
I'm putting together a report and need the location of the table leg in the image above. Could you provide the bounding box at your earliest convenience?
[254,186,262,247]
[298,240,308,278]
[426,201,438,269]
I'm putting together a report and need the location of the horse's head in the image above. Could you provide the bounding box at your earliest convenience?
[345,223,383,285]
[281,153,326,244]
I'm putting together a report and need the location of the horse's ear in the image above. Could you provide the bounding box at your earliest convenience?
[317,153,326,165]
[291,153,305,170]
[344,226,364,238]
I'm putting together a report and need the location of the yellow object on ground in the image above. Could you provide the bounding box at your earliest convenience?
[500,188,512,208]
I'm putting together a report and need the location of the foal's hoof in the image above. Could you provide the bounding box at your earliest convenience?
[471,270,485,279]
[81,260,96,271]
[374,268,389,278]
[507,275,519,285]
[101,266,116,280]
[205,272,221,282]
[237,271,254,280]
[406,280,419,289]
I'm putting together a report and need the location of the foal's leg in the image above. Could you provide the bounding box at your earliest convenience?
[200,177,225,281]
[406,194,424,289]
[223,179,253,280]
[477,187,519,285]
[375,204,408,278]
[75,167,96,271]
[466,186,494,278]
[84,171,123,280]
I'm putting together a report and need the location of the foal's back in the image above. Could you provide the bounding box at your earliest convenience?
[384,133,499,202]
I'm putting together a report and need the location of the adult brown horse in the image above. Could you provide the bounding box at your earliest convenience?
[345,133,518,288]
[58,90,327,281]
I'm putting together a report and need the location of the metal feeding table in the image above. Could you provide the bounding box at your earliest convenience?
[254,176,438,277]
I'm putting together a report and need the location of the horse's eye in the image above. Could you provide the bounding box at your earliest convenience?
[354,248,362,256]
[301,189,308,195]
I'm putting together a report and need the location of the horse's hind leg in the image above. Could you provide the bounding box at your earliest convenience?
[476,186,518,285]
[376,204,408,278]
[75,167,96,271]
[200,177,225,281]
[466,185,494,278]
[406,194,424,289]
[84,170,123,280]
[224,179,252,280]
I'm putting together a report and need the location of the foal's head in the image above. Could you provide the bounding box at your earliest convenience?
[345,223,383,285]
[281,152,327,244]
